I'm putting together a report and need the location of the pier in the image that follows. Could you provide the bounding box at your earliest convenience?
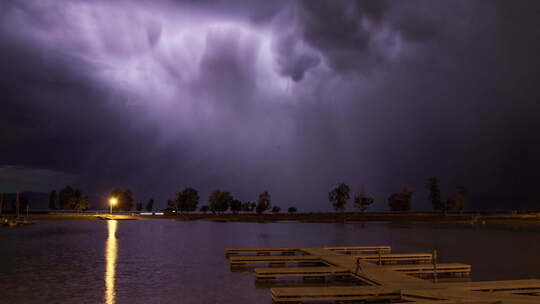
[226,245,540,303]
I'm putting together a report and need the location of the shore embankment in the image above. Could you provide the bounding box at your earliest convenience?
[9,211,540,227]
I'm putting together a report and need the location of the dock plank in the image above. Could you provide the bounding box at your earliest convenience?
[271,286,402,302]
[255,266,350,279]
[438,279,540,291]
[408,289,540,304]
[383,263,471,276]
[356,252,433,263]
[324,245,391,253]
[229,255,323,268]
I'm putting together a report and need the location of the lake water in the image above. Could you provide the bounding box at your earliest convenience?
[1,220,539,304]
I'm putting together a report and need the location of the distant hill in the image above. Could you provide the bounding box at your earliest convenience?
[1,191,49,210]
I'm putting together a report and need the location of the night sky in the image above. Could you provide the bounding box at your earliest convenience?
[1,0,540,210]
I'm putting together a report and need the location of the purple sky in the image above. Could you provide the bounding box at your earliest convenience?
[1,0,540,210]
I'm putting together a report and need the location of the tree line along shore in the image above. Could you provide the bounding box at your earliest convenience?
[2,177,539,225]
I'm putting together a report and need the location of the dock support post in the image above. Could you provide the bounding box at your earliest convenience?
[433,249,438,283]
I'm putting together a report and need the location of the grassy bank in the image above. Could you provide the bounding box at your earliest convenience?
[13,211,540,226]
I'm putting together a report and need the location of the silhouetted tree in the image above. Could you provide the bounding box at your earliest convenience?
[328,183,350,212]
[0,193,4,215]
[241,201,256,212]
[230,199,242,214]
[455,185,468,211]
[135,203,143,211]
[11,194,28,214]
[48,190,57,210]
[167,199,176,212]
[445,199,457,211]
[175,187,199,213]
[288,206,297,213]
[208,190,232,213]
[256,191,271,214]
[58,185,76,209]
[200,205,210,213]
[388,188,413,211]
[57,186,88,210]
[427,177,444,211]
[271,206,281,213]
[68,193,89,212]
[145,199,154,212]
[110,189,134,211]
[353,185,374,213]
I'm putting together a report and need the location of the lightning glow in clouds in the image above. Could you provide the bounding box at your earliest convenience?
[2,0,540,210]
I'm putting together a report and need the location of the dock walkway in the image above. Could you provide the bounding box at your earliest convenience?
[226,245,539,303]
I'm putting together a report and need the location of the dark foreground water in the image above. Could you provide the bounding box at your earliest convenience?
[1,220,539,304]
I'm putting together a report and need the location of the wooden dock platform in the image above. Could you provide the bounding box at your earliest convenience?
[225,245,390,257]
[383,263,471,277]
[226,245,540,303]
[229,255,322,268]
[324,245,391,254]
[355,252,433,264]
[226,247,300,257]
[254,264,469,282]
[255,266,350,280]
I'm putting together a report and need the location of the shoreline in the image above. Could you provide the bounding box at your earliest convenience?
[5,212,539,227]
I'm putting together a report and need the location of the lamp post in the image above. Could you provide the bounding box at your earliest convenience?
[109,197,117,215]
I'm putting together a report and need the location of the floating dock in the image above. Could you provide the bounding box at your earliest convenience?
[226,245,540,303]
[230,255,323,268]
[355,252,433,264]
[225,245,390,257]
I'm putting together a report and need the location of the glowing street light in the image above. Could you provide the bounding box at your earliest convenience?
[109,197,117,214]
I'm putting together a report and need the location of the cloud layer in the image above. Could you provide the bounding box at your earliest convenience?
[1,0,540,210]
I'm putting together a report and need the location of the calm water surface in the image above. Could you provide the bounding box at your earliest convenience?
[1,220,539,304]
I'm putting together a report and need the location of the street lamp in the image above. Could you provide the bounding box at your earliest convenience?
[109,197,117,214]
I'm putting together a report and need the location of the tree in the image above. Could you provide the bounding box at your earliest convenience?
[68,189,82,209]
[11,194,28,214]
[68,193,89,212]
[200,205,210,213]
[241,201,256,212]
[208,190,232,213]
[57,186,88,211]
[288,206,297,213]
[177,187,199,213]
[110,189,134,211]
[230,199,242,214]
[328,183,350,212]
[58,185,76,209]
[427,177,444,211]
[145,199,154,212]
[353,185,374,213]
[388,188,413,211]
[445,199,457,211]
[48,190,57,210]
[167,199,176,212]
[256,191,271,214]
[271,206,281,213]
[455,185,468,211]
[135,203,143,211]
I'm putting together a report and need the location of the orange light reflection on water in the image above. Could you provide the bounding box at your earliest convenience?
[105,220,118,304]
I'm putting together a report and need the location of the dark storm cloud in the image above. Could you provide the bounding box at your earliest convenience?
[199,28,258,104]
[1,0,540,210]
[291,0,444,75]
[273,31,321,82]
